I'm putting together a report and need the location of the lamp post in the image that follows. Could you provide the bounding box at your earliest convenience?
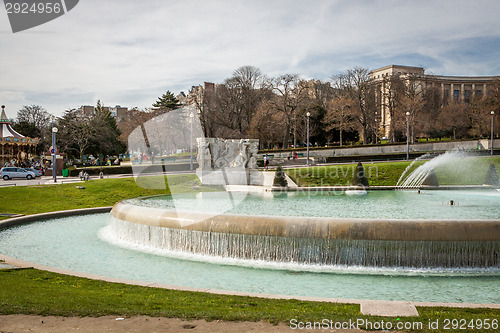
[306,111,310,166]
[189,112,194,171]
[406,111,410,160]
[51,116,58,183]
[491,111,495,156]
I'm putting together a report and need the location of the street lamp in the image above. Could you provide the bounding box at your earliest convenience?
[189,112,194,171]
[406,111,410,160]
[491,111,495,156]
[306,111,310,166]
[51,116,58,183]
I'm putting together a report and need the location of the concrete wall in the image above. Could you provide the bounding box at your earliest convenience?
[263,139,499,159]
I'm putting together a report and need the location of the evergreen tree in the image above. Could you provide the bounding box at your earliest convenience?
[273,165,288,187]
[153,90,182,113]
[351,162,369,187]
[90,100,126,156]
[58,100,126,159]
[421,168,439,187]
[484,163,499,186]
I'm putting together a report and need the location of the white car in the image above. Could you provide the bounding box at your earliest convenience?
[25,168,43,177]
[0,167,36,180]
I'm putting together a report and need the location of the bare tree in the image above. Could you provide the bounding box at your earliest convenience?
[332,67,372,143]
[17,105,51,129]
[192,85,216,138]
[420,85,442,137]
[269,74,308,148]
[210,66,268,138]
[232,65,264,90]
[378,74,406,142]
[323,96,357,146]
[58,110,94,159]
[436,102,470,139]
[402,74,427,142]
[466,97,492,138]
[249,99,286,149]
[117,107,155,143]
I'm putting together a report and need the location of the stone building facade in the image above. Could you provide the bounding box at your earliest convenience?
[369,65,499,138]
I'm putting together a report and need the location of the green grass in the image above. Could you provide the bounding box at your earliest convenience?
[0,269,498,332]
[0,174,220,216]
[287,156,500,187]
[433,156,500,185]
[0,268,359,323]
[1,171,499,331]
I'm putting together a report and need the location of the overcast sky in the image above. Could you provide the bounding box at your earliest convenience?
[1,0,500,117]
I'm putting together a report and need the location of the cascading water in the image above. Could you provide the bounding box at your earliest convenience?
[103,216,499,269]
[397,150,470,188]
[105,191,500,271]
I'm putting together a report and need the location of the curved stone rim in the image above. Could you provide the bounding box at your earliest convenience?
[0,208,499,310]
[111,201,500,241]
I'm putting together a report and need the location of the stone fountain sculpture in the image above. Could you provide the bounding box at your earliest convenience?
[196,138,262,185]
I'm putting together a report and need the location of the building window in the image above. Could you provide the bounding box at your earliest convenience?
[453,90,460,100]
[476,90,482,96]
[464,90,471,103]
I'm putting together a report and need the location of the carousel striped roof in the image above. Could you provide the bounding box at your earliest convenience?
[0,108,25,139]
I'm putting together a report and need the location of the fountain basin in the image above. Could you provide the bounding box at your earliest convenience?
[109,191,500,269]
[111,201,499,241]
[0,207,499,303]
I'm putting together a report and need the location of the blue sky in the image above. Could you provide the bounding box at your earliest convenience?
[1,0,500,117]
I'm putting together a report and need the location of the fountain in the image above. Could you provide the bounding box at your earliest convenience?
[0,107,498,303]
[108,190,499,269]
[397,149,499,189]
[1,159,499,303]
[104,149,499,271]
[397,150,464,188]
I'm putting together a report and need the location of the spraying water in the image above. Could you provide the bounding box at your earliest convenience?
[397,150,470,189]
[396,153,432,186]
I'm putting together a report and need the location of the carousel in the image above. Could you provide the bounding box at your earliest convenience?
[0,105,39,166]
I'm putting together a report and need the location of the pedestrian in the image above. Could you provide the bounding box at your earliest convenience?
[264,154,270,170]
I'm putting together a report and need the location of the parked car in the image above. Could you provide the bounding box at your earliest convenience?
[0,167,36,180]
[25,168,43,177]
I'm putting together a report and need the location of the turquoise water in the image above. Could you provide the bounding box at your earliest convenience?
[129,189,500,219]
[0,212,499,303]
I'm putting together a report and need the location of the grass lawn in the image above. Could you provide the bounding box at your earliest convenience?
[0,174,219,216]
[0,172,499,331]
[0,268,498,332]
[287,156,500,187]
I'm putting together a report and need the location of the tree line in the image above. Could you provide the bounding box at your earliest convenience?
[12,101,125,160]
[10,65,500,159]
[179,65,500,149]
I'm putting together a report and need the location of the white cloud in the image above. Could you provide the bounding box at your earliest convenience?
[1,0,500,117]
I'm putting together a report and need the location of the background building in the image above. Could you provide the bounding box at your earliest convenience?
[370,65,499,138]
[75,105,128,121]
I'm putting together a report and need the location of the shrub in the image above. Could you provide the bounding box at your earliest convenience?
[273,165,288,187]
[484,163,500,186]
[422,169,439,186]
[351,162,369,187]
